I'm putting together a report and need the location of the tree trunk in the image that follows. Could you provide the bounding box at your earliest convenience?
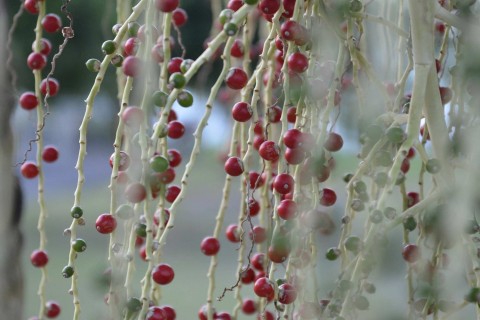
[0,0,24,317]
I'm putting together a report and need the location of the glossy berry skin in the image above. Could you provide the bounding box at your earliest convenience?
[124,37,140,56]
[277,199,298,220]
[95,214,117,234]
[267,105,282,123]
[125,182,147,203]
[250,226,267,244]
[227,0,243,11]
[19,92,39,110]
[273,173,294,194]
[215,312,232,320]
[24,0,39,14]
[402,244,420,263]
[231,39,244,58]
[30,249,49,267]
[167,121,185,139]
[42,145,59,163]
[161,306,176,320]
[287,52,309,73]
[258,140,280,161]
[248,199,260,216]
[281,20,302,42]
[167,149,182,167]
[225,224,240,243]
[257,311,274,320]
[165,185,181,203]
[21,161,39,179]
[241,299,257,314]
[146,306,167,320]
[40,78,60,96]
[320,188,337,206]
[72,238,87,252]
[231,102,253,122]
[285,147,305,165]
[248,171,264,189]
[42,14,62,33]
[225,68,248,90]
[122,56,141,77]
[253,277,275,299]
[259,0,280,14]
[324,132,343,152]
[172,8,188,27]
[240,266,255,284]
[407,192,420,208]
[27,52,47,70]
[283,129,303,149]
[198,305,217,320]
[45,301,61,318]
[224,156,244,176]
[278,283,297,304]
[109,151,131,171]
[200,236,220,256]
[155,0,179,12]
[251,253,265,271]
[167,57,183,74]
[152,263,175,285]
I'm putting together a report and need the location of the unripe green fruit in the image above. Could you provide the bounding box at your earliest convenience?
[219,9,234,25]
[71,206,83,219]
[102,40,117,55]
[426,158,441,174]
[128,22,140,37]
[224,22,238,37]
[152,91,168,108]
[72,238,87,252]
[169,72,186,89]
[326,247,340,261]
[244,0,259,4]
[180,59,194,73]
[135,223,147,237]
[86,59,101,72]
[344,236,362,253]
[177,90,194,107]
[403,216,417,232]
[62,265,74,278]
[150,155,169,173]
[386,126,406,144]
[111,54,124,67]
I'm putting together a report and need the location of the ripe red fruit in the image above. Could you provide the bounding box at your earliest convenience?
[167,57,183,74]
[225,224,241,243]
[40,78,60,96]
[285,147,305,165]
[125,182,147,203]
[155,0,179,12]
[287,52,309,73]
[283,128,303,149]
[198,305,217,320]
[401,158,410,174]
[230,39,244,58]
[254,120,264,135]
[251,253,265,271]
[167,109,178,123]
[240,266,256,284]
[287,106,297,123]
[402,244,420,263]
[109,151,131,171]
[167,149,182,167]
[257,311,274,320]
[407,147,416,159]
[241,298,257,314]
[248,171,264,189]
[231,102,253,122]
[161,306,176,320]
[439,86,452,104]
[273,173,294,194]
[253,135,266,151]
[267,105,282,123]
[259,0,280,14]
[166,185,181,203]
[268,245,290,263]
[320,188,337,206]
[167,121,185,139]
[172,8,188,27]
[282,0,295,18]
[277,199,298,220]
[21,161,39,179]
[24,0,39,14]
[278,283,297,304]
[200,237,220,256]
[253,277,275,299]
[152,263,175,285]
[42,14,62,33]
[20,92,39,110]
[27,52,47,70]
[45,301,61,318]
[122,56,141,77]
[34,38,52,56]
[281,20,301,41]
[324,132,343,152]
[30,249,49,267]
[224,156,244,176]
[407,192,420,208]
[42,145,59,163]
[225,68,248,90]
[124,37,140,56]
[227,0,243,11]
[248,199,260,216]
[95,214,117,234]
[258,140,280,161]
[250,226,267,244]
[122,106,144,127]
[146,306,167,320]
[215,312,232,320]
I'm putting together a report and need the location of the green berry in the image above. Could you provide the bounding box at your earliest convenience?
[426,158,441,174]
[350,0,363,12]
[180,59,194,74]
[71,206,83,219]
[111,54,124,67]
[403,216,417,232]
[369,209,383,224]
[386,126,406,144]
[102,40,117,55]
[224,22,238,36]
[116,204,134,220]
[351,199,365,212]
[169,72,186,89]
[326,247,340,261]
[353,180,367,193]
[343,173,354,183]
[62,265,74,278]
[128,22,141,37]
[126,297,142,312]
[344,236,362,253]
[177,90,194,107]
[86,59,101,72]
[152,91,168,108]
[150,155,169,173]
[135,223,147,237]
[219,9,234,25]
[354,295,369,310]
[72,238,87,253]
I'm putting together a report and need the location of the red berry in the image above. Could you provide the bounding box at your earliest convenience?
[280,20,301,41]
[167,109,178,123]
[241,298,257,314]
[109,151,131,171]
[19,92,39,110]
[146,306,167,320]
[248,199,260,216]
[254,120,264,135]
[284,147,305,165]
[122,106,144,127]
[282,0,296,18]
[225,68,248,90]
[401,158,410,173]
[253,135,266,151]
[283,128,303,149]
[240,266,256,284]
[250,226,267,244]
[248,171,264,189]
[167,120,185,139]
[402,244,420,263]
[30,249,48,267]
[258,140,280,161]
[231,102,253,122]
[251,253,265,271]
[40,78,60,96]
[24,0,39,14]
[253,276,275,299]
[278,283,297,304]
[277,199,298,220]
[125,182,147,203]
[324,132,343,152]
[435,21,446,33]
[257,311,274,320]
[407,192,420,208]
[230,39,244,58]
[201,237,220,256]
[227,0,243,11]
[439,86,452,104]
[122,56,141,77]
[287,106,297,123]
[224,156,244,176]
[259,0,280,14]
[45,301,61,318]
[225,224,241,243]
[161,306,176,320]
[167,149,182,167]
[124,37,140,56]
[320,188,337,206]
[42,145,59,163]
[268,245,290,263]
[21,161,39,179]
[27,52,47,70]
[267,105,282,123]
[287,52,309,73]
[167,57,183,74]
[406,147,416,159]
[172,8,188,27]
[155,0,179,12]
[198,305,217,320]
[166,185,181,203]
[273,173,294,194]
[152,263,175,285]
[95,214,117,234]
[42,14,62,33]
[215,312,232,320]
[155,167,176,184]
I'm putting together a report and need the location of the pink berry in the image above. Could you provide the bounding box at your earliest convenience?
[277,199,298,220]
[253,277,275,299]
[258,140,280,161]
